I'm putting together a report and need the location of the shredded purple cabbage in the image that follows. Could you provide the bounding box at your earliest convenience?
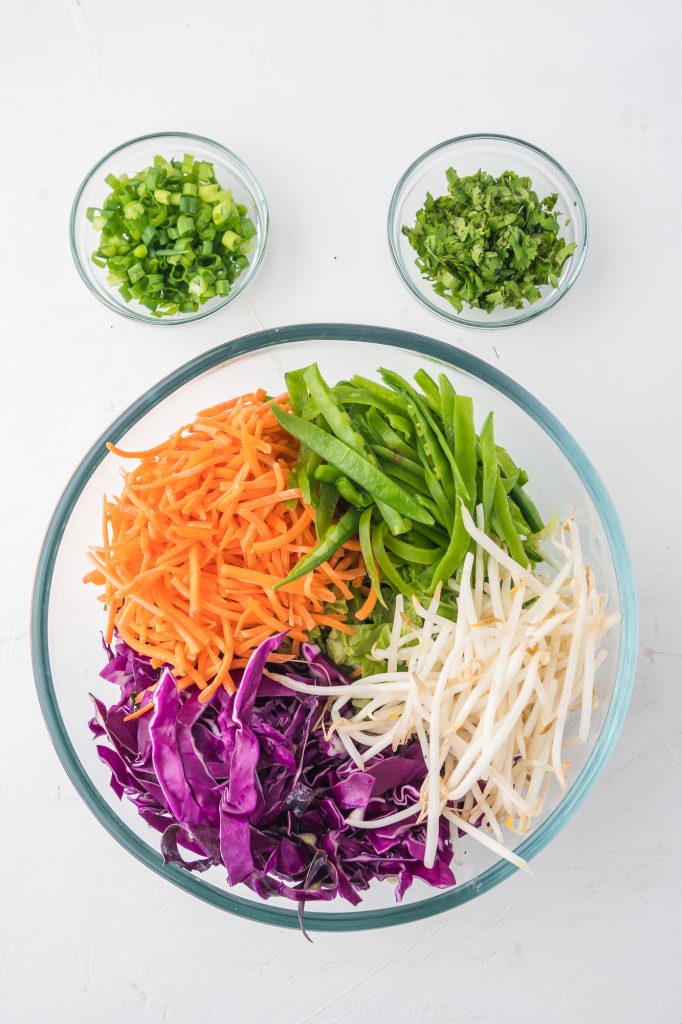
[90,634,455,905]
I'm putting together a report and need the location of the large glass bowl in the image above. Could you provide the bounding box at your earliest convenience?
[31,324,636,931]
[70,131,269,326]
[388,134,588,329]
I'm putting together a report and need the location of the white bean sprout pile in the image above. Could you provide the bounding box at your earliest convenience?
[269,504,619,874]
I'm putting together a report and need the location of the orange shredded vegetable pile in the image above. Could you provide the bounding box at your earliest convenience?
[84,389,367,710]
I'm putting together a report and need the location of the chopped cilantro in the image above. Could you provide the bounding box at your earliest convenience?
[402,168,576,313]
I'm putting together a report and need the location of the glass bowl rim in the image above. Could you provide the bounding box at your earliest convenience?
[31,322,637,931]
[387,132,589,330]
[69,130,270,327]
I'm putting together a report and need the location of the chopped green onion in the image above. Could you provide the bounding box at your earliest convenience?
[87,152,257,317]
[221,230,240,251]
[127,263,145,284]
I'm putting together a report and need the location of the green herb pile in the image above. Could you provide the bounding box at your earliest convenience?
[402,168,575,313]
[87,154,256,317]
[271,363,545,617]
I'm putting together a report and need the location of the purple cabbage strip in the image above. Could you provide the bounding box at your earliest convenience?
[90,634,455,905]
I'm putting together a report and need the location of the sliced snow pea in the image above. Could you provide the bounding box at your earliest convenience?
[348,376,411,417]
[438,374,456,452]
[386,378,454,493]
[493,475,528,565]
[500,467,520,493]
[376,501,410,538]
[297,465,312,506]
[303,366,408,536]
[303,364,365,450]
[379,460,432,497]
[316,482,338,540]
[371,522,415,598]
[413,492,445,525]
[381,368,470,503]
[372,445,424,478]
[314,464,342,484]
[384,533,441,566]
[495,444,527,487]
[303,449,322,507]
[365,407,418,458]
[284,369,308,416]
[270,404,434,526]
[275,508,362,588]
[510,484,544,534]
[479,411,497,528]
[413,368,442,415]
[423,463,455,530]
[359,507,386,607]
[409,519,451,547]
[453,394,477,513]
[334,385,415,438]
[510,499,531,533]
[336,477,371,507]
[428,499,470,590]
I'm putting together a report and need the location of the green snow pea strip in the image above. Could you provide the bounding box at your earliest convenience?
[438,374,456,452]
[413,493,445,525]
[493,475,528,565]
[381,371,454,492]
[495,444,527,486]
[409,519,451,546]
[500,468,520,494]
[381,368,471,503]
[384,533,441,566]
[510,499,531,534]
[304,365,408,537]
[379,460,432,497]
[453,394,477,513]
[303,364,365,449]
[314,464,342,484]
[297,466,312,506]
[304,449,321,507]
[423,463,455,530]
[371,445,425,478]
[372,522,415,598]
[336,477,371,507]
[275,508,362,589]
[333,385,414,438]
[510,484,544,534]
[428,499,470,591]
[270,404,433,526]
[365,407,418,458]
[316,483,338,540]
[348,376,410,417]
[284,369,308,416]
[413,368,442,415]
[479,412,497,528]
[375,501,410,537]
[359,508,385,607]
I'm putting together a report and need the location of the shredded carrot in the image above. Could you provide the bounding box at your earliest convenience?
[88,391,366,702]
[356,583,379,621]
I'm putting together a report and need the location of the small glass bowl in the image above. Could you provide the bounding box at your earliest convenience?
[388,134,588,330]
[70,131,269,326]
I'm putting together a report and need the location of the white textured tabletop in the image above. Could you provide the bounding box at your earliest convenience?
[2,1,681,1021]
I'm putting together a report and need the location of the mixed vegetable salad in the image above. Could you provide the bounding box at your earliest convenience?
[86,363,617,907]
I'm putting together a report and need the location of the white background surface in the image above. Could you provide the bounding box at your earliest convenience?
[1,1,681,1021]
